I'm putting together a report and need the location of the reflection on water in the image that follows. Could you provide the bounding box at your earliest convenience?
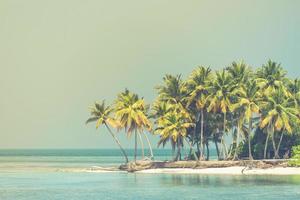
[0,149,299,200]
[158,174,300,187]
[0,171,300,200]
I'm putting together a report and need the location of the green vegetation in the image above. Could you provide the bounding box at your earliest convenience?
[86,60,300,162]
[288,145,300,167]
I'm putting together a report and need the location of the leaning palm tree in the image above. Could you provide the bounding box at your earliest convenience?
[260,89,299,159]
[186,66,213,160]
[86,101,129,163]
[155,110,196,161]
[114,89,153,161]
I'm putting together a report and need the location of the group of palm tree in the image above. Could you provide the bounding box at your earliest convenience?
[87,60,300,163]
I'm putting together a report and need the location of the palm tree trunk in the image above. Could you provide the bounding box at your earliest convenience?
[222,112,228,159]
[142,132,154,159]
[174,141,181,161]
[214,140,220,160]
[264,130,270,159]
[272,132,279,159]
[206,142,209,161]
[200,109,205,160]
[191,112,200,158]
[233,124,240,160]
[248,119,253,160]
[138,131,144,159]
[104,123,129,163]
[184,137,199,162]
[275,131,284,157]
[134,130,137,162]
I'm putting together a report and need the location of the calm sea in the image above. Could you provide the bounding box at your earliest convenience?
[0,149,299,200]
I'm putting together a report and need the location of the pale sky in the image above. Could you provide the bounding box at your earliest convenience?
[0,0,299,149]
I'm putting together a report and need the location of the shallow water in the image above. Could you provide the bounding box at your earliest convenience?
[0,149,299,200]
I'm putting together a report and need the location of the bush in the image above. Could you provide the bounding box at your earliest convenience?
[288,145,300,167]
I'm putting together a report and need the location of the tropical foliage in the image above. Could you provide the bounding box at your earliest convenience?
[288,145,300,167]
[86,60,300,162]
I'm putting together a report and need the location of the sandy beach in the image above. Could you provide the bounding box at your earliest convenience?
[136,167,300,175]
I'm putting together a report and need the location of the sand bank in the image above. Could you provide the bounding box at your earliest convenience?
[135,166,300,175]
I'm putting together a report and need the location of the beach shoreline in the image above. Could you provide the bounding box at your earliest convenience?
[86,160,300,175]
[136,167,300,175]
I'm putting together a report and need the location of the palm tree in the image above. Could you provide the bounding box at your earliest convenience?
[207,69,237,159]
[260,89,299,159]
[155,110,195,161]
[156,74,187,104]
[232,80,261,160]
[288,79,300,109]
[86,101,129,163]
[256,60,290,96]
[114,89,153,162]
[186,66,213,160]
[226,61,252,159]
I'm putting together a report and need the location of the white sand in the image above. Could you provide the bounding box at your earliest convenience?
[136,167,300,175]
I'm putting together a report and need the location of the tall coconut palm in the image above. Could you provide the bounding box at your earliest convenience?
[207,69,237,159]
[86,101,129,163]
[226,61,252,159]
[232,80,261,160]
[260,89,299,159]
[114,89,153,161]
[186,66,213,160]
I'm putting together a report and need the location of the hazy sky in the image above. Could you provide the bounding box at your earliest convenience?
[0,0,299,149]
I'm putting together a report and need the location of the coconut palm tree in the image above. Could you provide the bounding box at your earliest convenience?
[155,110,195,161]
[256,60,290,96]
[156,74,187,104]
[260,89,299,159]
[232,80,261,160]
[288,79,300,109]
[226,61,252,159]
[86,101,129,163]
[114,89,153,161]
[186,66,213,160]
[207,69,237,159]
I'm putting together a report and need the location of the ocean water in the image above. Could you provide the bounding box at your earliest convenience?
[0,149,299,200]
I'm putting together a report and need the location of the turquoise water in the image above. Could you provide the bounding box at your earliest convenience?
[0,149,299,200]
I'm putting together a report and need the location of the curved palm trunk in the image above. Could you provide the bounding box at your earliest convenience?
[200,109,205,160]
[264,130,271,159]
[272,132,279,159]
[184,137,199,163]
[275,131,284,157]
[104,123,129,163]
[142,132,154,159]
[248,119,253,160]
[138,131,145,159]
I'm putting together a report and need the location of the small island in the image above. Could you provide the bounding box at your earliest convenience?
[86,60,300,175]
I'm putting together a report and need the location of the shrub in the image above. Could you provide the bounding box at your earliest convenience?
[288,145,300,167]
